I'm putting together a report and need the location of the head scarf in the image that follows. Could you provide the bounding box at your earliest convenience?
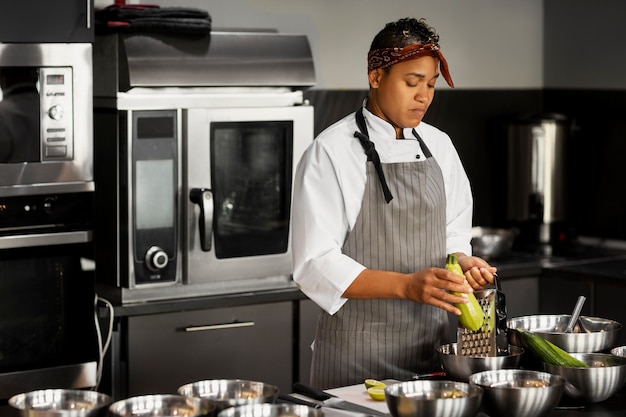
[367,43,454,88]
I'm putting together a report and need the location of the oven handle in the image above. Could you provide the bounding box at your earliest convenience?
[190,188,213,251]
[181,321,255,332]
[0,230,92,249]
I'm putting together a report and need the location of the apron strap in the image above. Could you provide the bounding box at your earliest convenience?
[354,109,393,203]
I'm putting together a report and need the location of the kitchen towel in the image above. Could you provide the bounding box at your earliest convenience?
[95,4,211,35]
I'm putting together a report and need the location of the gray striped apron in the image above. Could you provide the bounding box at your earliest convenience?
[309,109,448,389]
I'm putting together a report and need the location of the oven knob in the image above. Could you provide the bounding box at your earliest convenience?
[145,246,169,271]
[48,105,64,120]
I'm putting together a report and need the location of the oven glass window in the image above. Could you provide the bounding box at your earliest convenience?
[0,66,40,163]
[211,121,293,258]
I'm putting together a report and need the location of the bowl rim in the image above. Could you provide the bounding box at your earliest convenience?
[544,352,626,368]
[384,379,483,400]
[469,369,566,389]
[8,389,113,410]
[507,314,623,334]
[437,343,524,357]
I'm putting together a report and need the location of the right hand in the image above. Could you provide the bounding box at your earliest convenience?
[404,267,474,315]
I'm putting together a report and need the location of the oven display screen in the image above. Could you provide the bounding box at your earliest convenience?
[135,159,175,230]
[46,74,64,85]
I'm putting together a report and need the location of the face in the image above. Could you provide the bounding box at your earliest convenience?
[367,55,439,131]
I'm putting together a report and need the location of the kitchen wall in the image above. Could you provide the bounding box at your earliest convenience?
[97,1,626,240]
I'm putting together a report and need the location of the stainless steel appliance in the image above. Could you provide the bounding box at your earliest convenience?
[0,43,97,400]
[0,43,94,198]
[506,113,574,254]
[93,32,315,304]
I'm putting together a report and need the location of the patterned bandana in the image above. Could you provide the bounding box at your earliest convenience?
[367,43,454,87]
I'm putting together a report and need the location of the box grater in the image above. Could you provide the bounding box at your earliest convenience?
[457,274,508,357]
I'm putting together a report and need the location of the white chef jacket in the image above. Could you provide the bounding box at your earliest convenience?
[292,106,473,315]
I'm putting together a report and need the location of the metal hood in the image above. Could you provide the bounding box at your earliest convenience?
[93,30,316,97]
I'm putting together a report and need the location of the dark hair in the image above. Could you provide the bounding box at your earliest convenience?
[369,17,440,51]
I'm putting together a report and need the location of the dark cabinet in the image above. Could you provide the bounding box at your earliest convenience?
[122,302,293,396]
[0,0,93,43]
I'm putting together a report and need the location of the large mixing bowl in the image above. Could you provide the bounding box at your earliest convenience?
[384,380,482,417]
[543,353,626,403]
[218,404,322,417]
[178,379,279,412]
[508,314,622,352]
[437,343,524,381]
[9,389,112,417]
[469,369,564,417]
[109,394,212,417]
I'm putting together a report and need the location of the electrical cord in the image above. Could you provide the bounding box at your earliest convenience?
[93,294,115,391]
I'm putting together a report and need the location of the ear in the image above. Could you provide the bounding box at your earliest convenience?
[368,69,383,88]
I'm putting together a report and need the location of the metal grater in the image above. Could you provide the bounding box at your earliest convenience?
[457,275,509,357]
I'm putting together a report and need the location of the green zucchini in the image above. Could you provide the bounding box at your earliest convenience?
[445,254,484,331]
[516,328,589,368]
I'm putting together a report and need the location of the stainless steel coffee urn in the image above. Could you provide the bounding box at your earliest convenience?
[506,113,574,255]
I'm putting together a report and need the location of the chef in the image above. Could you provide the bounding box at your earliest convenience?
[292,17,497,389]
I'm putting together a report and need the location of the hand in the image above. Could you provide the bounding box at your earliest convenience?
[404,267,475,316]
[454,252,497,290]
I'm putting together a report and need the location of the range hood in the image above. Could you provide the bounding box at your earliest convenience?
[93,30,316,98]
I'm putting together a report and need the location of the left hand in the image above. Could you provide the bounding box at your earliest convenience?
[453,252,497,290]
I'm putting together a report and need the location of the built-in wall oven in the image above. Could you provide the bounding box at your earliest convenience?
[0,42,98,399]
[93,32,315,303]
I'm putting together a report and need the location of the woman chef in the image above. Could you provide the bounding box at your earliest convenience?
[291,17,497,389]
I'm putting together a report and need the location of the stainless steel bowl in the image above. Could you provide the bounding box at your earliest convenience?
[543,353,626,403]
[9,389,112,417]
[469,369,565,417]
[384,380,482,417]
[178,379,279,412]
[437,343,524,381]
[471,227,516,259]
[508,314,622,352]
[109,394,212,417]
[218,404,322,417]
[611,345,626,357]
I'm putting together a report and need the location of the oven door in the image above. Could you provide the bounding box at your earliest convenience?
[185,106,313,290]
[0,244,98,400]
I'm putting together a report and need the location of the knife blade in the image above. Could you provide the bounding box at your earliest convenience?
[279,393,383,417]
[293,382,388,417]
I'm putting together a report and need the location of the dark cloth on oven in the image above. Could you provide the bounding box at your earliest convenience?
[95,5,212,35]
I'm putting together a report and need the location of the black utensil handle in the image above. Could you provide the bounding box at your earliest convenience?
[277,393,322,408]
[293,382,333,401]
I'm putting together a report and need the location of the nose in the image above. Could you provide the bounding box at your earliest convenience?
[414,84,429,103]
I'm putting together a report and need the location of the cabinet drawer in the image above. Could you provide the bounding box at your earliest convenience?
[126,302,293,395]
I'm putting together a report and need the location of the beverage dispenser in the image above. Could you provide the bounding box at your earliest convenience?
[506,113,575,255]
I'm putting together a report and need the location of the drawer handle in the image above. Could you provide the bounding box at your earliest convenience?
[183,321,255,332]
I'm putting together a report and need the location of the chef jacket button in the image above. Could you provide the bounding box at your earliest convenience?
[416,154,421,159]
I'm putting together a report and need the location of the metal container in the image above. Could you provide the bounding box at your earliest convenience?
[471,227,516,259]
[437,343,524,382]
[506,113,574,252]
[9,389,112,417]
[508,314,622,353]
[544,353,626,403]
[384,380,482,417]
[469,369,564,417]
[178,379,279,413]
[108,394,212,417]
[218,404,322,417]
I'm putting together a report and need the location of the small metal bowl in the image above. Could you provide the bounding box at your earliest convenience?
[437,343,524,382]
[469,369,565,417]
[611,345,626,357]
[9,389,112,417]
[384,380,483,417]
[178,379,279,412]
[109,394,212,417]
[218,404,322,417]
[543,353,626,403]
[508,314,622,352]
[471,227,516,259]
